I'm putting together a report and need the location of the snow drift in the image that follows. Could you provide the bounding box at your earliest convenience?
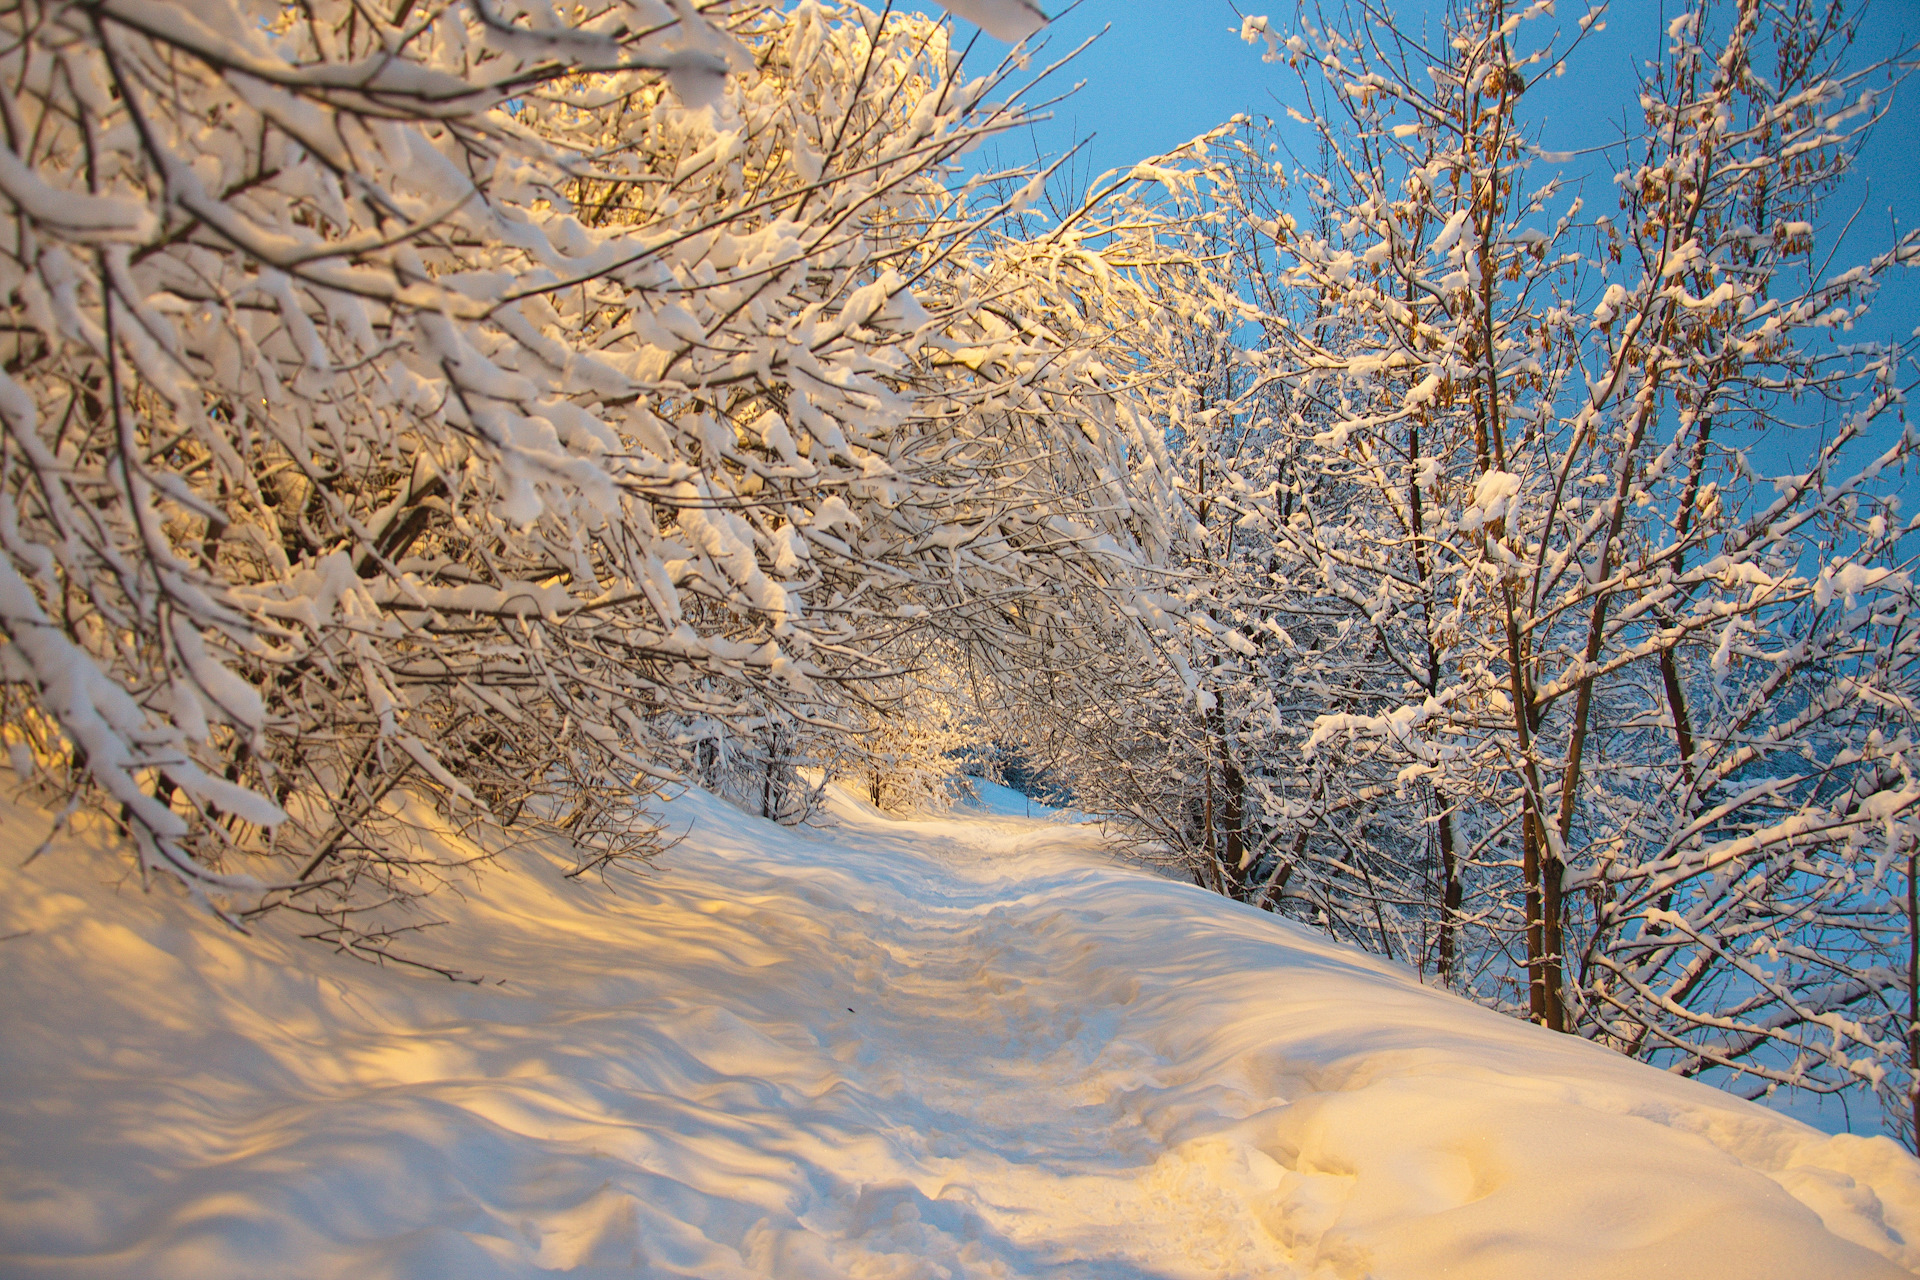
[1,777,1916,1279]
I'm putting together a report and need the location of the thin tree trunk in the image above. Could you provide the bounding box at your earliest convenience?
[1908,841,1919,1153]
[1503,582,1564,1031]
[1407,421,1461,983]
[1209,696,1247,898]
[762,725,781,820]
[1436,786,1462,983]
[1659,649,1698,788]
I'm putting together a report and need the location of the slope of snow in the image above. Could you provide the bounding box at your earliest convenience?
[2,779,1918,1279]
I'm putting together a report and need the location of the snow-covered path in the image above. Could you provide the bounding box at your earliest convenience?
[4,781,1919,1279]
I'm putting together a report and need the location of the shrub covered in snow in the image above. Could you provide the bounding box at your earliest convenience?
[0,0,1196,942]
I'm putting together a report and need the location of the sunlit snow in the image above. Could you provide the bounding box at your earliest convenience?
[938,1,1049,43]
[2,780,1916,1278]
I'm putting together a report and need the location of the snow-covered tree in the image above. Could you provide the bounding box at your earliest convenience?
[1215,0,1920,1135]
[0,0,1197,951]
[939,129,1305,886]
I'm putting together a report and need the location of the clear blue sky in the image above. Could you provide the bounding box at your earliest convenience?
[906,0,1919,314]
[908,1,1918,194]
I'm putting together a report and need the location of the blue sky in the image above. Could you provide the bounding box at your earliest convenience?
[910,1,1919,187]
[907,0,1920,338]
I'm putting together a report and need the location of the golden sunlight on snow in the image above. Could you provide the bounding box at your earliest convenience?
[2,781,1918,1278]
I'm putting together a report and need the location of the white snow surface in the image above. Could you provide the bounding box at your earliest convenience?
[937,1,1049,44]
[3,780,1919,1279]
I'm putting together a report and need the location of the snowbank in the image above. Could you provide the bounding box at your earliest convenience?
[1,780,1916,1278]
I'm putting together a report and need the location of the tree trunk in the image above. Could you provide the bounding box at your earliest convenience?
[1208,696,1248,898]
[1908,842,1919,1154]
[1436,788,1461,984]
[762,725,781,820]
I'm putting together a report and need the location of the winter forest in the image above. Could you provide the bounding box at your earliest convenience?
[5,0,1920,1194]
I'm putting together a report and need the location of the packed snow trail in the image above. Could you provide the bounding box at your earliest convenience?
[2,780,1918,1279]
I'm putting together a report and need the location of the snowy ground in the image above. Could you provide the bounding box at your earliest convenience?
[3,778,1919,1279]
